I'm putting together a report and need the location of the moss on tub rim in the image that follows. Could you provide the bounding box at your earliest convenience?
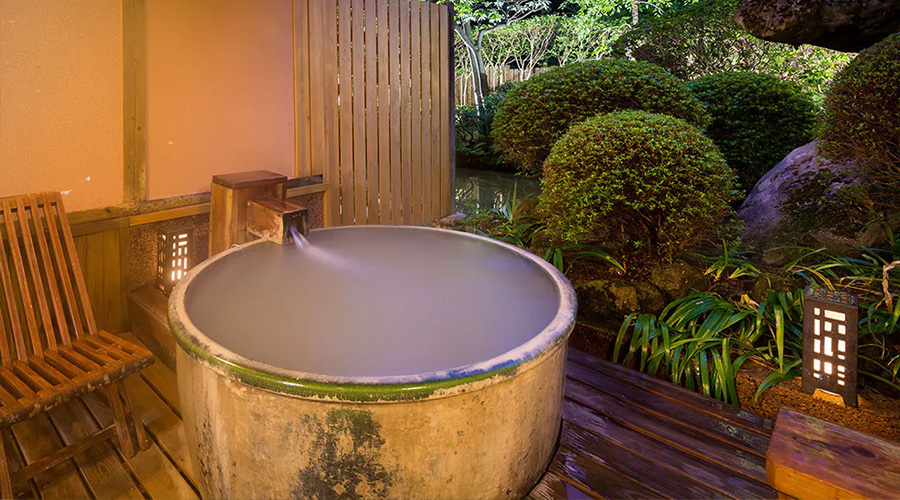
[168,226,577,403]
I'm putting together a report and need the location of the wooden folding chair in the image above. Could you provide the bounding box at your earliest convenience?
[0,192,154,497]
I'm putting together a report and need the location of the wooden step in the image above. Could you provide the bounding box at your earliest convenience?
[127,285,176,369]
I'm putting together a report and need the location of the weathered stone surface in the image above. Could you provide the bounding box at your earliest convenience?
[576,279,666,325]
[737,141,880,256]
[648,263,709,301]
[735,0,900,52]
[750,274,799,303]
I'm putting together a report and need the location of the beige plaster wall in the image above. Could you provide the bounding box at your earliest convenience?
[144,0,296,200]
[0,0,297,211]
[0,0,124,212]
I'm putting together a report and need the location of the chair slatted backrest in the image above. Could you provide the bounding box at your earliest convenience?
[0,193,97,365]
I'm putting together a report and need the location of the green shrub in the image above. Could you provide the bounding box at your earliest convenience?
[455,82,519,171]
[539,110,734,259]
[689,71,818,192]
[820,33,900,210]
[492,59,709,174]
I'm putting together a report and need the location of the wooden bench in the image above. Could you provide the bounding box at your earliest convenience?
[0,192,154,497]
[766,408,900,499]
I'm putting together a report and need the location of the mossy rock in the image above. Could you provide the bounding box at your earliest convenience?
[575,279,666,327]
[750,274,798,303]
[648,263,709,301]
[738,141,882,254]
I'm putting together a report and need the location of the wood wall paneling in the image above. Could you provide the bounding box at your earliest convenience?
[74,229,129,334]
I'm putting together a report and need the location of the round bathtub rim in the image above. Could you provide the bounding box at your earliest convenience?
[168,225,577,402]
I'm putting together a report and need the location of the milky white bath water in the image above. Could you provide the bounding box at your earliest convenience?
[184,227,560,378]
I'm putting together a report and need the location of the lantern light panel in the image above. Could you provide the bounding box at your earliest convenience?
[801,286,859,407]
[156,230,192,295]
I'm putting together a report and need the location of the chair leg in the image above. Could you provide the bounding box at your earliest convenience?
[119,378,149,451]
[106,384,136,458]
[0,429,12,500]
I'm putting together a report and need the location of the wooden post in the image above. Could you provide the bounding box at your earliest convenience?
[123,0,147,203]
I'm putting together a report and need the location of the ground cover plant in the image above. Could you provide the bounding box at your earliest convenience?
[614,234,900,404]
[457,184,625,274]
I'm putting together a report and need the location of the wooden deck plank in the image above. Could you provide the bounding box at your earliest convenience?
[3,430,39,499]
[550,448,662,499]
[527,470,598,500]
[566,377,769,483]
[10,414,91,499]
[562,399,775,499]
[121,333,180,416]
[568,348,773,435]
[81,392,199,500]
[140,366,180,417]
[560,421,730,499]
[567,359,770,456]
[45,400,143,499]
[123,371,197,485]
[7,336,778,499]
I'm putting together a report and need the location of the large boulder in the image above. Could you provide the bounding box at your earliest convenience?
[576,279,666,326]
[737,141,881,257]
[735,0,900,52]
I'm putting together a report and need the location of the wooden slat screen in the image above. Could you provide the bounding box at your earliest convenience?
[296,0,454,226]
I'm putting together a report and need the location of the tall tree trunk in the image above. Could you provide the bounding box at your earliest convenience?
[469,46,489,111]
[455,22,488,113]
[631,0,640,25]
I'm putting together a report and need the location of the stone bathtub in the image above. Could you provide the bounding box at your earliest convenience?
[168,226,577,499]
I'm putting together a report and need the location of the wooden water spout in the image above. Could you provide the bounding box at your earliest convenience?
[246,197,309,245]
[209,170,308,254]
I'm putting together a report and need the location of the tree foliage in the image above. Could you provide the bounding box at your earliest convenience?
[549,15,628,65]
[482,15,560,79]
[442,0,550,110]
[612,0,851,103]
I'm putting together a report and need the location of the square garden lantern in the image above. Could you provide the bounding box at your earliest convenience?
[801,285,859,407]
[156,229,193,295]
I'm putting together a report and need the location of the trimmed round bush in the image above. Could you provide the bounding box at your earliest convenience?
[539,110,734,258]
[820,33,900,209]
[689,71,817,192]
[492,59,710,174]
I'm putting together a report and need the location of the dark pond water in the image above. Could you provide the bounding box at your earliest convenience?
[454,167,541,215]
